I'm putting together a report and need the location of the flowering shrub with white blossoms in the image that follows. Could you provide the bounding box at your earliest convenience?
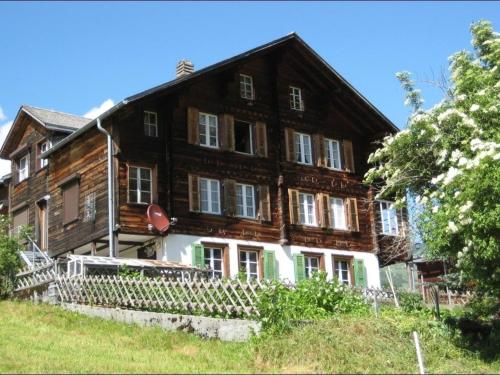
[365,21,500,297]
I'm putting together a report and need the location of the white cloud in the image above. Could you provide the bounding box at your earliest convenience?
[0,107,6,122]
[83,99,114,119]
[0,120,13,178]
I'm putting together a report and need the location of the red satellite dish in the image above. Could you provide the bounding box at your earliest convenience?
[146,204,170,233]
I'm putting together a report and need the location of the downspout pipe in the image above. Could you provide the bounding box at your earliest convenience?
[96,118,117,258]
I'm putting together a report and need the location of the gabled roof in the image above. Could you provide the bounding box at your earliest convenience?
[22,105,90,132]
[41,32,399,158]
[0,105,91,159]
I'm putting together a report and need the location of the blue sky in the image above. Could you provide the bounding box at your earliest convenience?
[0,1,498,174]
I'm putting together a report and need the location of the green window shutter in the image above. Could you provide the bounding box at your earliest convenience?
[263,250,276,280]
[293,254,306,283]
[354,259,366,288]
[191,244,205,268]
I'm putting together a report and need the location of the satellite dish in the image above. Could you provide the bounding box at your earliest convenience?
[146,204,170,233]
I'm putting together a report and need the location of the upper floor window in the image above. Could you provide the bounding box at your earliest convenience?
[234,120,254,155]
[330,197,347,230]
[294,132,312,165]
[240,74,254,100]
[39,140,51,168]
[199,113,218,148]
[380,201,398,235]
[144,111,158,137]
[299,192,316,226]
[18,155,29,182]
[128,166,152,204]
[325,138,341,170]
[289,86,304,111]
[200,177,220,214]
[236,183,255,219]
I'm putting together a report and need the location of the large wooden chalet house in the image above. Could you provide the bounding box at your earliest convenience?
[0,34,407,287]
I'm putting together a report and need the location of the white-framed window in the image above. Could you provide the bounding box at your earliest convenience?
[294,132,312,165]
[200,178,221,214]
[204,247,224,279]
[144,111,158,137]
[239,249,259,280]
[325,138,341,170]
[234,120,254,154]
[290,86,304,111]
[39,140,51,168]
[18,155,28,182]
[236,183,255,218]
[330,197,347,230]
[334,259,351,285]
[304,255,320,279]
[128,166,152,204]
[240,74,254,100]
[199,112,218,148]
[299,192,316,226]
[380,201,399,235]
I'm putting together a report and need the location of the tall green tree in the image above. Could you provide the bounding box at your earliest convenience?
[0,215,22,298]
[365,20,500,296]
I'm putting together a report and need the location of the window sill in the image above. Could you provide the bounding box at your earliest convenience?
[127,202,151,207]
[380,232,400,237]
[14,178,29,188]
[63,218,79,227]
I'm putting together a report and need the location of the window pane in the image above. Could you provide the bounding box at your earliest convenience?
[249,251,257,262]
[140,168,151,180]
[294,133,301,162]
[213,248,222,259]
[303,135,311,164]
[141,191,151,204]
[129,190,137,203]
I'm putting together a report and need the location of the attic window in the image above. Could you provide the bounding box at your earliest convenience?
[290,86,304,111]
[144,111,158,137]
[240,74,254,100]
[38,140,51,168]
[18,155,29,182]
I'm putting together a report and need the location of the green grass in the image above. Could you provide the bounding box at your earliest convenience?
[0,300,498,374]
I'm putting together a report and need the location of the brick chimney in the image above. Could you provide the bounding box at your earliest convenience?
[176,59,194,78]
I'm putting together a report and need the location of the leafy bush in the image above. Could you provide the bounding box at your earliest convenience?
[398,290,425,313]
[257,272,369,334]
[0,215,22,299]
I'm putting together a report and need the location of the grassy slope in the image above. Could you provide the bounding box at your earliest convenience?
[0,301,498,374]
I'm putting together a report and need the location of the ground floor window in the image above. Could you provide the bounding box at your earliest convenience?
[239,249,260,280]
[333,257,353,285]
[304,254,322,279]
[204,246,224,278]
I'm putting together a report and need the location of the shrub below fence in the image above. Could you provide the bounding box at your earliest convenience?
[55,272,398,322]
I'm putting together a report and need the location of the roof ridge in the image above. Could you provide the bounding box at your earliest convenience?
[22,104,89,120]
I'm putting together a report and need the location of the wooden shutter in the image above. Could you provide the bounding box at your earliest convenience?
[187,107,199,145]
[313,134,325,167]
[12,207,28,233]
[354,259,367,287]
[316,194,324,227]
[293,254,306,283]
[284,128,295,162]
[191,243,205,268]
[255,121,268,157]
[398,208,406,236]
[63,180,79,224]
[342,139,355,173]
[263,250,276,280]
[322,193,331,228]
[219,114,235,151]
[188,174,200,212]
[259,185,271,222]
[223,179,236,216]
[346,198,359,232]
[288,189,300,225]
